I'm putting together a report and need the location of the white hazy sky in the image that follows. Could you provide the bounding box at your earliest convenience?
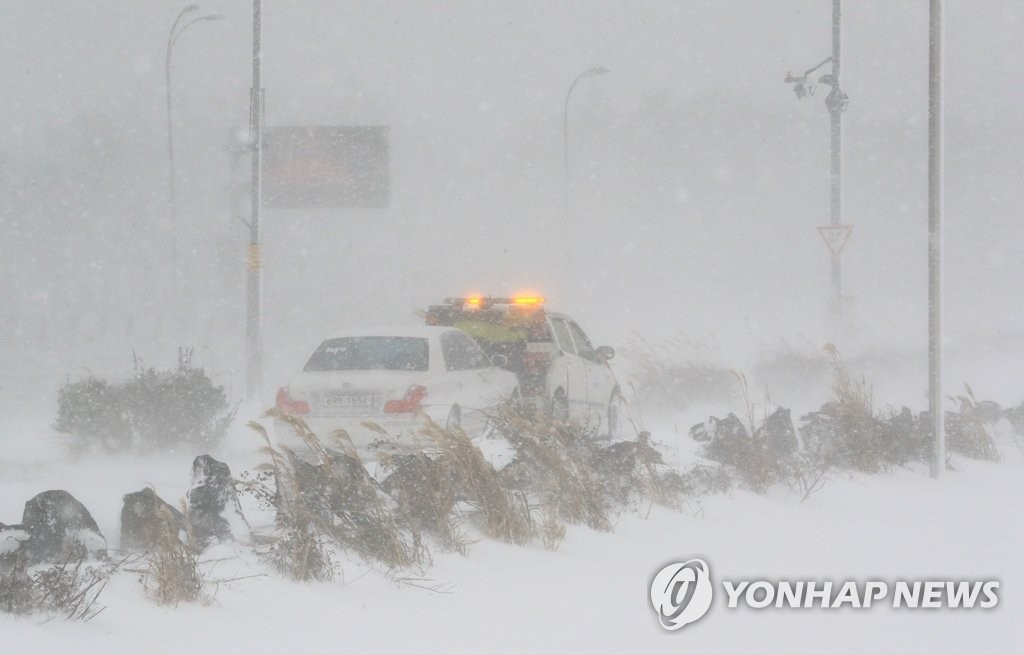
[1,1,1021,402]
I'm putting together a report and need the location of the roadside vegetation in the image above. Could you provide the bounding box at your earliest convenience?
[54,348,236,454]
[6,346,1018,621]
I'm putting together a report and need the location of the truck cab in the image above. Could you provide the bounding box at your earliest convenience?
[424,296,621,436]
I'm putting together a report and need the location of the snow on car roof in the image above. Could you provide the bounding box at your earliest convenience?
[320,325,458,341]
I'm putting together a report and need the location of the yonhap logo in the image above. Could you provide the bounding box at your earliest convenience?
[650,559,714,630]
[650,557,1001,633]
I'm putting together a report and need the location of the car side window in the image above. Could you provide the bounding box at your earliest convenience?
[567,321,595,356]
[441,331,490,370]
[549,318,577,355]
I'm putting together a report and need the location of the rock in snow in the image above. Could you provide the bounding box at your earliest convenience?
[187,454,249,549]
[756,407,799,456]
[120,487,186,553]
[18,490,107,563]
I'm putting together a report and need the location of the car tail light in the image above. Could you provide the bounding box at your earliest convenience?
[383,385,428,413]
[276,387,310,415]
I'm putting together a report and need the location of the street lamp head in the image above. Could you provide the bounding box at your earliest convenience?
[588,66,611,76]
[201,13,225,22]
[184,4,200,11]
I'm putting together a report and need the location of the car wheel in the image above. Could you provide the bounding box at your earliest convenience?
[445,404,462,432]
[550,390,569,423]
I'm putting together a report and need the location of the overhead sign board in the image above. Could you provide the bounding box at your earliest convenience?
[263,125,390,209]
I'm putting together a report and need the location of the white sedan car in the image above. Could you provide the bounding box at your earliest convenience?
[274,326,518,453]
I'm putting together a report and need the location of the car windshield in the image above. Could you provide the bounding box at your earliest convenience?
[303,336,429,372]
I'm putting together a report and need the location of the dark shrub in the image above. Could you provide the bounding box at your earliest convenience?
[695,411,796,493]
[55,349,236,453]
[876,406,930,465]
[55,377,131,452]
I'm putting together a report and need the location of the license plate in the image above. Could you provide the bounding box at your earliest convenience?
[322,394,374,410]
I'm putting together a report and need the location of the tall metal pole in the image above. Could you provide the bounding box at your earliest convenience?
[784,11,848,324]
[246,0,264,401]
[928,0,945,478]
[828,0,844,316]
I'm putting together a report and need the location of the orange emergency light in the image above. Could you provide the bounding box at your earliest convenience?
[512,296,545,305]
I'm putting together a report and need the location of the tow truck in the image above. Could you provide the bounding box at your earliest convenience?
[424,295,623,437]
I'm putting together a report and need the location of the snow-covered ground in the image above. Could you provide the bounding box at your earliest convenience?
[2,393,1022,654]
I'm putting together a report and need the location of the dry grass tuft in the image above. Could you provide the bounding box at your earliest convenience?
[1,552,113,621]
[947,384,1000,462]
[630,431,683,508]
[141,501,206,606]
[487,404,612,533]
[538,506,566,551]
[823,343,883,473]
[377,448,471,555]
[245,420,334,581]
[415,418,534,546]
[248,412,421,577]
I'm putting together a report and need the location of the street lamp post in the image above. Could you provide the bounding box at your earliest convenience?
[165,4,223,313]
[928,0,945,478]
[784,0,850,320]
[563,66,609,221]
[246,0,264,401]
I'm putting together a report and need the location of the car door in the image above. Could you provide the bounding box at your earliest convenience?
[546,315,589,421]
[565,319,616,425]
[439,329,513,433]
